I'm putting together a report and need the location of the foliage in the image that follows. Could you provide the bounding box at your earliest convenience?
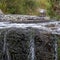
[0,0,60,20]
[37,0,60,19]
[0,0,37,14]
[47,0,60,20]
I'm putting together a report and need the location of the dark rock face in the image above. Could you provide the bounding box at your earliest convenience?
[0,28,57,60]
[34,34,55,60]
[0,29,30,60]
[6,29,29,60]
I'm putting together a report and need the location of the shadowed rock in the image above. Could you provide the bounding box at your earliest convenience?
[0,27,58,60]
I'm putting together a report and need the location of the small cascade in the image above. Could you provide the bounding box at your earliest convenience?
[6,47,10,60]
[3,31,8,60]
[53,35,58,60]
[3,31,10,60]
[30,38,35,60]
[0,21,59,60]
[3,32,7,54]
[28,33,35,60]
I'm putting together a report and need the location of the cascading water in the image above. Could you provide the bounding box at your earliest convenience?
[0,21,59,60]
[30,38,35,60]
[3,30,10,60]
[28,33,35,60]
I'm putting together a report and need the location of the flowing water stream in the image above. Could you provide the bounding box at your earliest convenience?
[0,21,59,60]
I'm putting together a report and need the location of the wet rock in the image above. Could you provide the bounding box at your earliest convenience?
[0,27,58,60]
[34,33,56,60]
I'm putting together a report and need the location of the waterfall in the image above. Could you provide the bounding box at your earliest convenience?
[3,31,7,54]
[3,30,11,60]
[28,33,35,60]
[0,22,59,60]
[30,38,35,60]
[3,31,8,60]
[0,31,8,60]
[54,35,58,60]
[6,47,10,60]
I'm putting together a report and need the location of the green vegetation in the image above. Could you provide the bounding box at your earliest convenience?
[0,0,37,15]
[37,0,60,19]
[47,0,60,20]
[0,0,60,19]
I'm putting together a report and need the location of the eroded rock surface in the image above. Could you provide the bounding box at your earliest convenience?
[0,28,57,60]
